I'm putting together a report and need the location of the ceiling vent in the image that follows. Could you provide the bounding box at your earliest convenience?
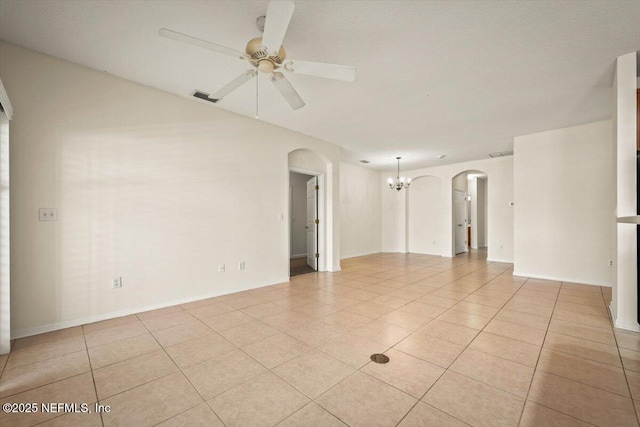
[360,160,370,164]
[489,150,514,158]
[193,90,219,103]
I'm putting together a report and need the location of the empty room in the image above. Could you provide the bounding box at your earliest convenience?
[0,1,639,426]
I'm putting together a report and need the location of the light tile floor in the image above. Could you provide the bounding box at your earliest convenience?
[1,251,639,426]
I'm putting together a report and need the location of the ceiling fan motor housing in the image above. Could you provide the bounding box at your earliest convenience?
[246,37,286,73]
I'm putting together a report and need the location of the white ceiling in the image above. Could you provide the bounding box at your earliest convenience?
[0,1,638,171]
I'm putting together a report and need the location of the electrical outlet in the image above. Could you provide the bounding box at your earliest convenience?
[609,260,613,266]
[218,264,225,273]
[239,261,246,271]
[112,277,122,289]
[39,208,58,221]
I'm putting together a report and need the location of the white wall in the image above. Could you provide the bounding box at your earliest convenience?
[513,120,614,286]
[289,172,313,257]
[0,41,343,337]
[477,178,487,247]
[469,177,478,249]
[407,176,445,256]
[382,156,514,262]
[0,109,9,354]
[381,183,407,253]
[340,162,381,259]
[612,52,638,330]
[452,173,468,192]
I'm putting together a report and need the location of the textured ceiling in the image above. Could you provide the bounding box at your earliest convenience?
[0,0,638,170]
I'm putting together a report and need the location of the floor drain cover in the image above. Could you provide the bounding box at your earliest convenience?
[370,353,389,364]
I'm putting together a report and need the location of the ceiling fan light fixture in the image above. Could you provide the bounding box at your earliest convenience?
[257,60,275,73]
[159,0,356,111]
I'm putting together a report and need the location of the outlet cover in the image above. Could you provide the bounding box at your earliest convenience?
[39,208,58,221]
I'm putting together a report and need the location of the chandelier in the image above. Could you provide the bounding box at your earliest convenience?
[388,157,411,191]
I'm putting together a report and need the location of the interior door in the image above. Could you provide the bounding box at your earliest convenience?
[454,190,467,254]
[306,177,318,270]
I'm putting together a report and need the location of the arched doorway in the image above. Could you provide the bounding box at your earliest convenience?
[287,149,331,277]
[451,170,488,255]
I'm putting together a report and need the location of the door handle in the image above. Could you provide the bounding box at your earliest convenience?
[305,226,309,229]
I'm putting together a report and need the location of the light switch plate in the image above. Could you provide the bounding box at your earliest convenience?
[39,208,58,221]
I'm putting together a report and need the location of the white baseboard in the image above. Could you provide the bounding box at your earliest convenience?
[614,319,640,332]
[290,253,307,259]
[512,270,611,287]
[11,277,289,340]
[487,258,514,264]
[609,301,640,332]
[341,250,381,260]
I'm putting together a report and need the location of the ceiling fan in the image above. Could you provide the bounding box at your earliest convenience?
[159,0,356,110]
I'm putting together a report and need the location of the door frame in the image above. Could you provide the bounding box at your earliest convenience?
[453,190,468,255]
[0,107,9,355]
[288,167,326,274]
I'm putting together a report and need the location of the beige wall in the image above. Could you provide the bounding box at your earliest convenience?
[514,120,614,286]
[340,162,381,259]
[382,156,514,262]
[0,41,342,337]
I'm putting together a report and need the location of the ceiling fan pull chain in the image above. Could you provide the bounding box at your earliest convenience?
[255,72,259,119]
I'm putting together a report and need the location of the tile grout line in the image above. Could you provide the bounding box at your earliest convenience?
[80,325,105,427]
[515,283,611,427]
[606,286,640,425]
[516,280,571,427]
[135,315,229,427]
[7,253,624,427]
[394,262,525,426]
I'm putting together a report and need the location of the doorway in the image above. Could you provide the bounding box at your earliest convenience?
[454,190,467,254]
[451,170,488,256]
[289,171,319,277]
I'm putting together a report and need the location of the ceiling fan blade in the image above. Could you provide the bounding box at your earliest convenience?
[284,59,357,82]
[210,70,256,101]
[159,28,246,59]
[271,72,305,110]
[261,0,295,54]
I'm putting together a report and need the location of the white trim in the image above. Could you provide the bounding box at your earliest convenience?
[487,258,514,264]
[0,78,12,120]
[287,167,326,273]
[614,319,640,332]
[0,111,8,354]
[290,253,306,259]
[340,251,382,260]
[512,270,611,287]
[11,277,288,339]
[607,302,638,332]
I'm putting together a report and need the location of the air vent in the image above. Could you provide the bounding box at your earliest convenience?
[360,160,370,164]
[489,150,514,158]
[193,90,219,103]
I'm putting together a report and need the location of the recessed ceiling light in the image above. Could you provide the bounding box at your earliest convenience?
[359,160,370,164]
[437,155,446,159]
